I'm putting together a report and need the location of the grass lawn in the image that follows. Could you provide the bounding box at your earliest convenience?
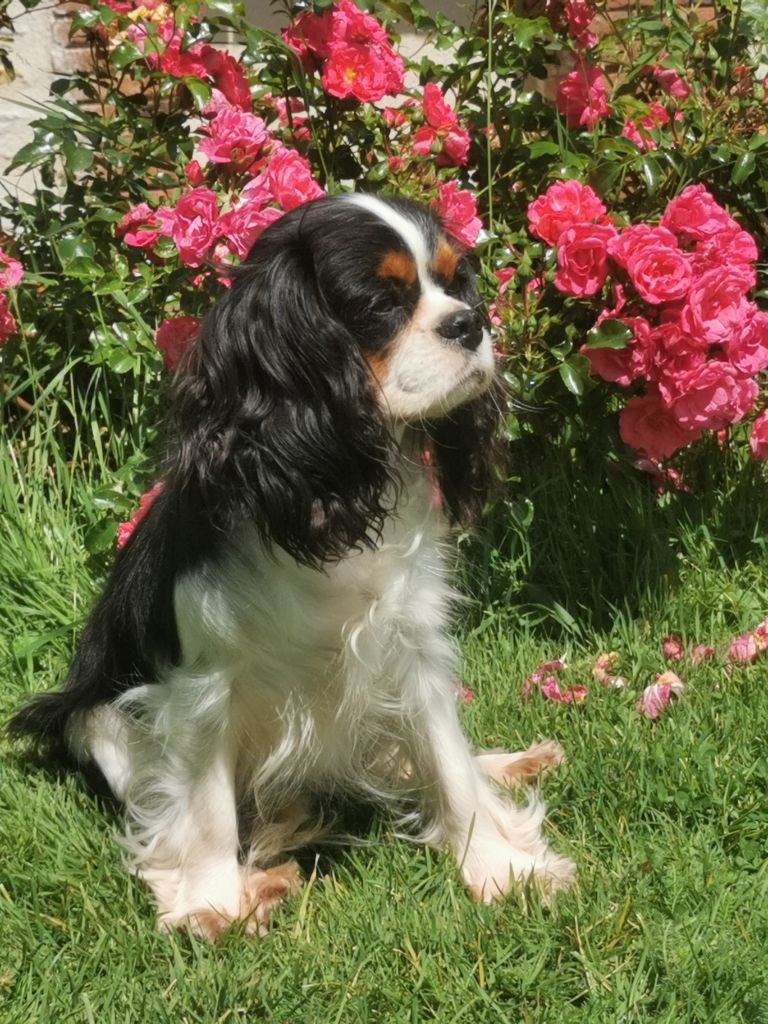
[2,387,768,1023]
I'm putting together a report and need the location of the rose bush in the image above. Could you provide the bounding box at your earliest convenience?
[1,0,766,615]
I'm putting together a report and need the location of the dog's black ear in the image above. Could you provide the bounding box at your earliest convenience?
[166,213,395,565]
[428,383,501,526]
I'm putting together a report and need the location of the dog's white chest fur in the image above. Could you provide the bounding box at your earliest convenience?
[170,466,454,795]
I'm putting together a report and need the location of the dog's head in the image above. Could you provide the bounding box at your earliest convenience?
[170,194,500,564]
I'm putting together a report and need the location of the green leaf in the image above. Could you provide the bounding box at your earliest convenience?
[184,76,212,111]
[204,0,240,16]
[732,152,756,185]
[526,140,561,159]
[585,318,632,350]
[61,257,104,280]
[59,235,95,262]
[558,355,591,396]
[638,156,661,194]
[62,138,94,175]
[111,41,143,69]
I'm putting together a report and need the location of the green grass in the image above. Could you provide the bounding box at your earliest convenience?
[2,368,768,1023]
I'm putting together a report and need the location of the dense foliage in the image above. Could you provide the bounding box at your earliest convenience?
[2,0,768,618]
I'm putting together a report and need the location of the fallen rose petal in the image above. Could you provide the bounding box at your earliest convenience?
[728,631,759,663]
[636,671,684,719]
[662,634,684,660]
[540,676,588,703]
[689,643,715,664]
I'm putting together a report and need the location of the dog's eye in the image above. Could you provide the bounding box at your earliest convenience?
[369,295,395,316]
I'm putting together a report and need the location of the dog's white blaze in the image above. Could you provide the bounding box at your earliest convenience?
[344,193,445,303]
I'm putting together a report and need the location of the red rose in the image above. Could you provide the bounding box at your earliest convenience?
[527,179,607,246]
[554,222,616,296]
[201,49,252,111]
[154,316,200,372]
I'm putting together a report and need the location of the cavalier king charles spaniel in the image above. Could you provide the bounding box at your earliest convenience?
[11,194,573,939]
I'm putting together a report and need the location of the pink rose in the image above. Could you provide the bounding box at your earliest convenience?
[582,315,652,387]
[750,409,768,460]
[619,387,699,459]
[285,2,402,102]
[607,224,678,269]
[661,184,737,243]
[646,64,690,99]
[0,246,23,288]
[556,62,609,130]
[219,200,283,258]
[564,0,596,49]
[154,316,200,371]
[242,148,324,212]
[669,361,757,432]
[413,83,470,166]
[625,244,692,305]
[527,179,607,245]
[198,109,270,169]
[0,292,18,345]
[116,482,164,549]
[554,222,616,296]
[691,225,758,276]
[433,181,482,248]
[726,311,768,377]
[116,203,162,250]
[680,267,756,345]
[159,188,221,267]
[648,320,706,397]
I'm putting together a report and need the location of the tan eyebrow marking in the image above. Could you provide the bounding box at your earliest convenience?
[377,250,417,286]
[433,238,460,282]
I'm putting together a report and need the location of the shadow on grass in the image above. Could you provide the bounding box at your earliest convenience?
[460,430,768,636]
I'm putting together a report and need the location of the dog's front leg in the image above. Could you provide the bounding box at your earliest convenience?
[404,654,575,902]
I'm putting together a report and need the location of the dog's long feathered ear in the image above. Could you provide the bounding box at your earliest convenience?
[428,382,502,526]
[167,220,395,565]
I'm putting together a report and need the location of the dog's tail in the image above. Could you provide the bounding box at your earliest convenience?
[6,483,206,756]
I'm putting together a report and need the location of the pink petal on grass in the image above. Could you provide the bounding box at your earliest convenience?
[540,676,588,703]
[689,643,715,664]
[662,634,684,660]
[635,670,684,719]
[593,651,626,688]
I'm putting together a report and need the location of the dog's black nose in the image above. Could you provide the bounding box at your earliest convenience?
[436,309,483,351]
